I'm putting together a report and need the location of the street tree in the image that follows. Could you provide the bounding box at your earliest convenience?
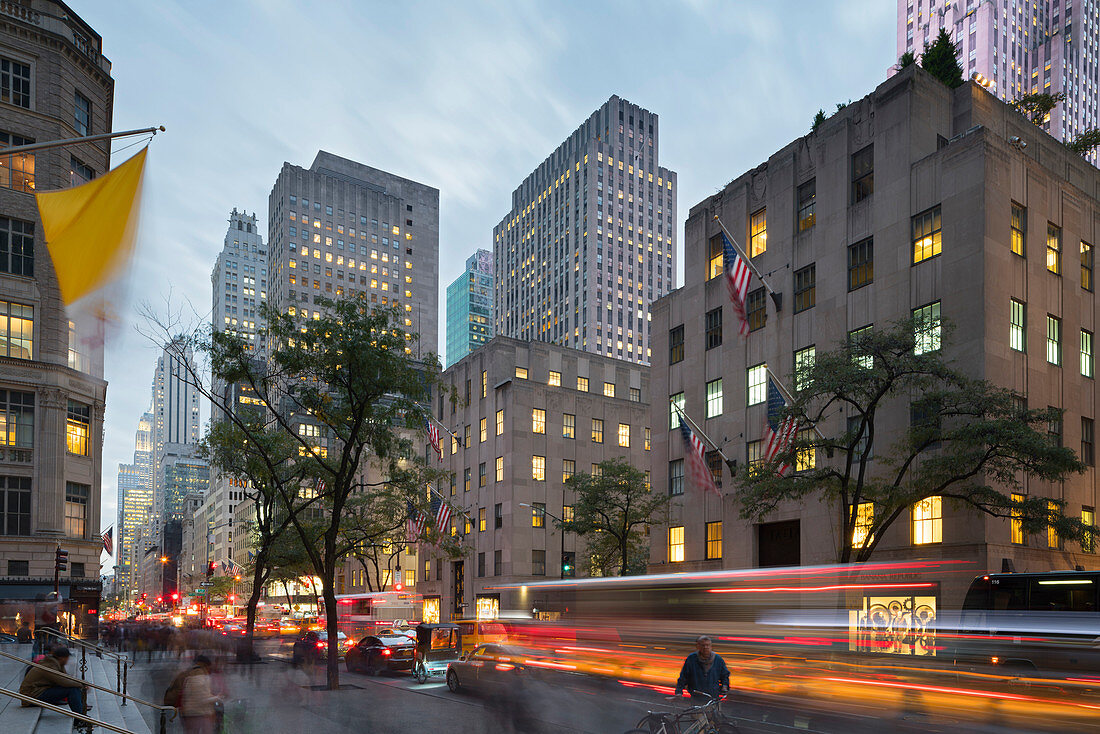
[921,29,964,88]
[735,318,1095,563]
[559,458,669,576]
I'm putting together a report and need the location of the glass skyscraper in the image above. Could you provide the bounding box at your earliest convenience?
[445,249,493,367]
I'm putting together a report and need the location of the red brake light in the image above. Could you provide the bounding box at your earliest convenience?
[316,642,325,649]
[381,649,392,656]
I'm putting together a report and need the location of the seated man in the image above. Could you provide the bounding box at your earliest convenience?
[19,647,89,716]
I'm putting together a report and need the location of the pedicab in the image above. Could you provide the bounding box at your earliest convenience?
[412,622,462,684]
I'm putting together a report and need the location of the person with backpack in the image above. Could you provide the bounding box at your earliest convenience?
[164,655,220,734]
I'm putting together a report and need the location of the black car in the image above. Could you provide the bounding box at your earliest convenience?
[291,630,348,665]
[446,644,526,694]
[346,635,416,675]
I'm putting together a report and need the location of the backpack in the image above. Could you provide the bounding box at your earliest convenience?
[162,668,194,707]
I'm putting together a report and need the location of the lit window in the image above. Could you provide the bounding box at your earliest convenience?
[1082,241,1093,291]
[548,370,561,386]
[1010,202,1026,257]
[532,455,545,481]
[1082,330,1094,378]
[562,413,575,439]
[1047,223,1061,274]
[707,235,723,279]
[591,418,603,443]
[0,390,34,448]
[516,366,528,379]
[706,379,723,418]
[532,408,546,434]
[913,301,941,354]
[603,382,615,398]
[562,459,575,483]
[1010,299,1026,352]
[705,521,723,560]
[496,409,504,436]
[668,526,685,563]
[747,364,767,406]
[912,206,942,263]
[480,417,487,442]
[66,401,89,456]
[479,508,486,532]
[1082,507,1095,554]
[481,370,487,397]
[532,503,545,528]
[577,376,589,392]
[1046,315,1061,366]
[669,392,685,429]
[645,427,651,451]
[853,502,874,547]
[64,482,88,538]
[495,456,504,482]
[618,423,630,447]
[794,346,815,391]
[1048,500,1061,549]
[912,496,942,545]
[795,428,815,471]
[1011,493,1025,544]
[749,208,767,257]
[0,132,34,192]
[848,238,873,291]
[746,440,763,474]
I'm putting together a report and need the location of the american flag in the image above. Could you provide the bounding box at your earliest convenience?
[101,526,113,556]
[407,501,429,541]
[425,418,442,462]
[432,496,452,533]
[679,422,720,497]
[721,232,752,338]
[762,379,799,476]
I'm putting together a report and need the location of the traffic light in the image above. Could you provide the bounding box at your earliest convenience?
[561,551,575,578]
[170,592,179,602]
[394,582,403,592]
[207,561,215,578]
[155,596,163,604]
[55,548,68,572]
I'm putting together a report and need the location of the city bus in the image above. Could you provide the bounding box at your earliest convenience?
[331,591,421,640]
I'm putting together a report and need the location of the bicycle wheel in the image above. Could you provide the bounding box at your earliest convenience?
[634,713,670,733]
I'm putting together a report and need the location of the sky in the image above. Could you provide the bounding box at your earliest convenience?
[80,0,897,560]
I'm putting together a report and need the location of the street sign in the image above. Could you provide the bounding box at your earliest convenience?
[200,581,213,587]
[194,589,207,595]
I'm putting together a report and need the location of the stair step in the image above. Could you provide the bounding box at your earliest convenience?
[0,698,41,733]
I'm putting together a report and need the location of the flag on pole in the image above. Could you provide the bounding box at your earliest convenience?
[721,232,752,337]
[434,497,452,533]
[425,418,442,462]
[407,501,429,541]
[101,526,113,556]
[679,422,720,497]
[763,379,799,476]
[247,550,255,562]
[35,147,148,305]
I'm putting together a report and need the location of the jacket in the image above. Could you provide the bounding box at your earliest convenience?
[674,652,730,699]
[19,656,83,704]
[179,668,217,717]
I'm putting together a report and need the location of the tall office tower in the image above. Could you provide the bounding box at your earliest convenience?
[896,0,1100,165]
[151,338,201,514]
[115,411,155,600]
[493,95,677,365]
[0,2,114,622]
[212,208,267,373]
[267,151,440,356]
[445,249,494,367]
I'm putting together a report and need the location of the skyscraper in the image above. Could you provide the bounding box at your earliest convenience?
[151,337,200,515]
[115,412,154,598]
[445,249,493,367]
[493,95,677,365]
[896,0,1100,164]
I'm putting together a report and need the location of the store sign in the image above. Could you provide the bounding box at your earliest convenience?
[422,597,441,624]
[475,596,499,621]
[849,594,937,656]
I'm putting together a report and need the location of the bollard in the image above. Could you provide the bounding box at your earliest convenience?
[121,663,128,706]
[115,657,121,694]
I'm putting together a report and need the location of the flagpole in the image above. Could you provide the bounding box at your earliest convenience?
[672,400,735,468]
[765,365,830,446]
[0,126,165,157]
[713,214,782,311]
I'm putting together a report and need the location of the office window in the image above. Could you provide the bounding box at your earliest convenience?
[912,206,942,263]
[74,91,90,135]
[478,462,486,488]
[0,390,34,448]
[912,496,942,545]
[603,382,615,398]
[563,505,574,523]
[669,392,685,429]
[669,325,685,363]
[849,325,874,369]
[707,234,723,279]
[449,475,456,496]
[705,521,723,560]
[1,58,31,108]
[478,508,486,532]
[591,463,603,477]
[1010,299,1026,352]
[795,428,815,471]
[848,238,873,290]
[494,549,502,575]
[0,132,34,192]
[480,417,487,442]
[562,459,575,483]
[494,503,502,529]
[1047,315,1061,365]
[464,425,470,447]
[1011,493,1025,544]
[496,409,504,436]
[746,288,766,331]
[1082,418,1095,466]
[516,366,528,379]
[669,459,684,496]
[797,179,816,231]
[0,218,35,277]
[451,436,458,455]
[1083,241,1094,291]
[1082,507,1096,553]
[705,308,722,349]
[612,422,628,447]
[66,401,90,456]
[793,264,815,313]
[532,408,546,434]
[591,418,603,443]
[705,378,723,419]
[794,346,815,391]
[70,156,94,186]
[630,387,641,402]
[532,455,545,481]
[577,376,589,392]
[747,364,767,406]
[853,502,875,547]
[561,412,576,439]
[64,482,88,538]
[1082,330,1094,378]
[481,370,487,397]
[493,457,503,484]
[668,526,685,562]
[0,476,30,535]
[1047,223,1061,274]
[746,440,763,473]
[548,370,561,386]
[851,145,873,203]
[913,301,941,355]
[532,549,546,576]
[705,451,722,487]
[645,427,651,451]
[464,468,471,492]
[532,503,545,529]
[1048,409,1063,447]
[462,519,471,537]
[1010,202,1026,257]
[749,208,767,257]
[1048,500,1061,549]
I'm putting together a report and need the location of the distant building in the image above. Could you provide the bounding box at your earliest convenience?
[445,249,493,367]
[116,411,153,601]
[151,338,200,515]
[493,95,677,365]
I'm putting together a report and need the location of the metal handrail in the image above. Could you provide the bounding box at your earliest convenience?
[37,627,132,665]
[0,648,177,733]
[0,684,134,734]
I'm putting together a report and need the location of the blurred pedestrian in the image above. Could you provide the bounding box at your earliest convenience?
[168,654,221,734]
[19,647,90,716]
[15,620,32,644]
[674,635,729,700]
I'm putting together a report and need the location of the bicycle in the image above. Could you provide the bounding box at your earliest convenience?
[624,692,739,734]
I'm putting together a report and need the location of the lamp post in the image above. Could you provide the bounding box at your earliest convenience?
[519,503,569,579]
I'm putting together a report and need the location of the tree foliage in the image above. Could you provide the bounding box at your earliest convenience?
[1067,128,1100,156]
[898,50,916,69]
[810,109,826,134]
[560,459,669,576]
[735,318,1093,563]
[1011,92,1066,124]
[921,29,964,89]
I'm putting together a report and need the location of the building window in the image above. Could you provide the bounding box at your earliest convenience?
[705,378,723,419]
[602,382,615,398]
[669,392,685,429]
[1082,507,1096,553]
[669,325,685,363]
[562,459,575,483]
[64,482,88,538]
[645,427,651,451]
[795,428,815,471]
[66,401,90,456]
[1047,315,1061,366]
[912,496,942,545]
[746,288,766,331]
[495,456,503,482]
[707,235,723,279]
[797,179,816,232]
[1047,223,1061,274]
[706,451,722,486]
[617,422,630,447]
[1010,299,1026,352]
[853,502,875,547]
[1010,202,1026,257]
[668,526,685,562]
[913,301,941,355]
[496,409,504,436]
[577,376,589,392]
[1082,418,1094,467]
[1082,330,1094,378]
[464,425,470,447]
[794,346,815,391]
[464,468,471,492]
[74,91,91,135]
[532,455,545,481]
[848,238,873,291]
[516,366,528,379]
[851,145,873,203]
[747,440,763,473]
[532,503,545,528]
[563,505,574,523]
[630,387,641,402]
[1011,493,1025,544]
[1,58,31,109]
[70,156,94,186]
[0,390,34,448]
[449,475,456,496]
[494,503,502,529]
[478,462,486,487]
[0,476,30,535]
[1048,500,1061,549]
[749,208,767,257]
[0,132,34,192]
[793,264,815,313]
[494,549,502,575]
[669,459,684,496]
[1083,241,1094,291]
[0,218,35,277]
[1048,409,1063,447]
[705,521,723,560]
[912,206,942,263]
[532,549,546,576]
[7,559,28,575]
[747,364,767,406]
[481,370,488,397]
[480,417,487,442]
[705,308,722,350]
[548,370,561,386]
[532,408,546,434]
[591,419,603,443]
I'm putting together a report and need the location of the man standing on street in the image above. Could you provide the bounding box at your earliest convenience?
[175,654,221,734]
[674,635,730,700]
[19,647,90,716]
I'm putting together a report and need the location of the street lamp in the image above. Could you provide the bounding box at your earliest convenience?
[519,502,570,579]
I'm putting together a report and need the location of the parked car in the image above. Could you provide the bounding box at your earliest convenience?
[292,630,348,665]
[446,644,527,694]
[346,635,416,675]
